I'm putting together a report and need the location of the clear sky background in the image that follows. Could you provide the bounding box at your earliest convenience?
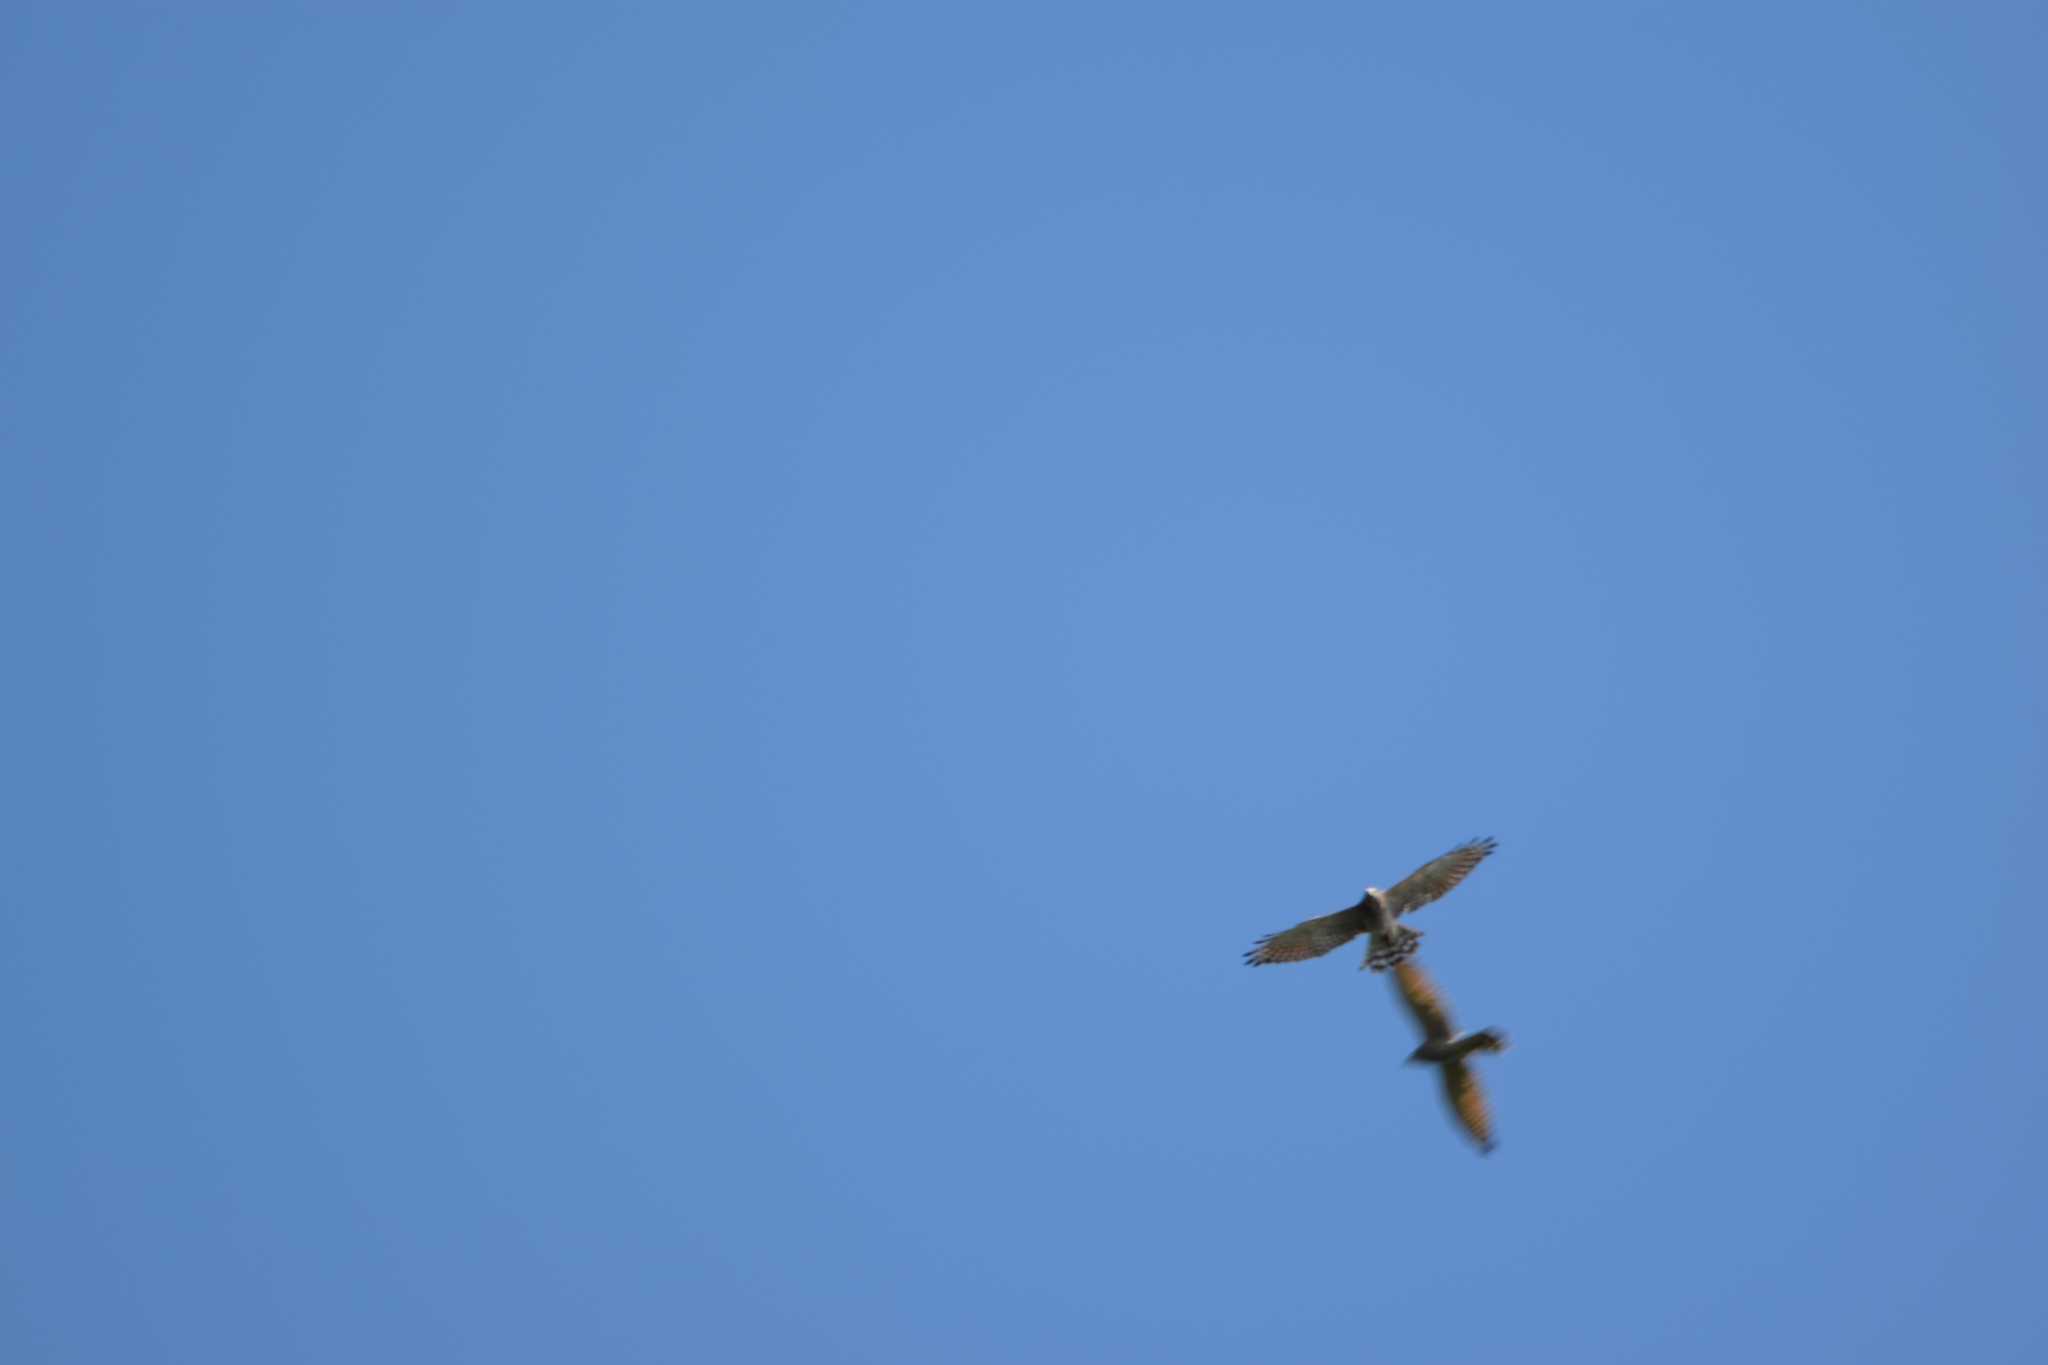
[6,5,2045,1362]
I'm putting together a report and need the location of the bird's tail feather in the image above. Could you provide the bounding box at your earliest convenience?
[1458,1028,1509,1056]
[1362,924,1422,972]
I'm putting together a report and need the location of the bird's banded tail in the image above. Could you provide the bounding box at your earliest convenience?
[1362,924,1422,972]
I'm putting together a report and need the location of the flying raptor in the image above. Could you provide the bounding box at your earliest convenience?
[1242,837,1497,972]
[1388,957,1509,1154]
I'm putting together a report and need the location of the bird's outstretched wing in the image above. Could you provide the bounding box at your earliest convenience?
[1388,959,1457,1042]
[1382,837,1497,917]
[1439,1060,1496,1154]
[1243,906,1370,965]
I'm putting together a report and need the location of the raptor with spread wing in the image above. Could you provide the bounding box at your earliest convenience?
[1242,837,1496,972]
[1388,957,1508,1154]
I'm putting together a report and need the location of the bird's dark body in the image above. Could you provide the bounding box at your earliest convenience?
[1353,890,1394,934]
[1407,1031,1506,1066]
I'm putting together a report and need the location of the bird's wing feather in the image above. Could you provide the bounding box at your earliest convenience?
[1243,906,1370,965]
[1388,959,1457,1041]
[1382,837,1497,917]
[1439,1059,1495,1153]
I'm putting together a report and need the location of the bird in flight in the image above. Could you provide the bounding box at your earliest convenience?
[1388,957,1509,1154]
[1242,837,1497,972]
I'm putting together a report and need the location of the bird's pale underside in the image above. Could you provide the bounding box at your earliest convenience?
[1242,837,1496,972]
[1388,957,1508,1154]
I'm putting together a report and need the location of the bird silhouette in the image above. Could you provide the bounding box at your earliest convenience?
[1243,837,1496,972]
[1388,956,1508,1154]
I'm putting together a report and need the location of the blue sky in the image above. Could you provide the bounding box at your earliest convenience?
[6,5,2045,1361]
